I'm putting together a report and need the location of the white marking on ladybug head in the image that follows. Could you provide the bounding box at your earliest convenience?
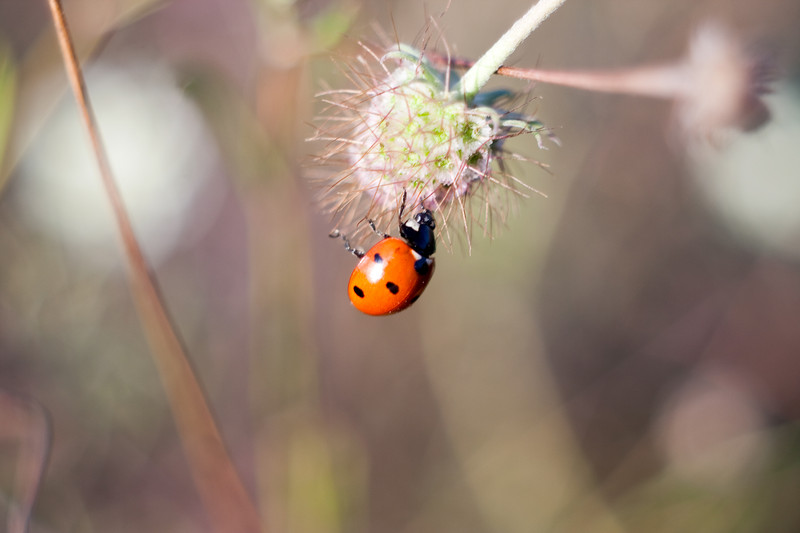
[404,218,420,232]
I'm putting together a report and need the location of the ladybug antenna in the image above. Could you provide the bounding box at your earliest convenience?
[329,229,364,258]
[398,189,408,224]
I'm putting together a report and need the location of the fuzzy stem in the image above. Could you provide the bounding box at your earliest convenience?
[45,1,262,531]
[455,0,567,101]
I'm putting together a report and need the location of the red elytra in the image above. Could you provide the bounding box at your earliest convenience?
[347,237,435,315]
[332,208,437,316]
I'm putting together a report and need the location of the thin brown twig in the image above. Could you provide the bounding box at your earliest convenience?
[427,51,684,99]
[492,64,684,98]
[44,1,262,531]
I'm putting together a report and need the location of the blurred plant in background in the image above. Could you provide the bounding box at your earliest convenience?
[1,1,800,533]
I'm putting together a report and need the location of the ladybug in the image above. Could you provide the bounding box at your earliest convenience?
[331,208,436,316]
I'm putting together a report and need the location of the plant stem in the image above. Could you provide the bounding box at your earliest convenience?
[45,1,262,531]
[493,64,686,99]
[433,50,686,101]
[455,0,568,101]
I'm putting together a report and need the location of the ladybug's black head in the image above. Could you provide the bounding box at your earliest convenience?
[400,209,436,258]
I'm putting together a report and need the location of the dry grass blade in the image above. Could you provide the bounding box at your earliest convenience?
[44,1,262,531]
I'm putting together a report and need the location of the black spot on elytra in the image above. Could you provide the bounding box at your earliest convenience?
[386,281,400,294]
[352,286,365,298]
[408,294,421,304]
[373,253,383,263]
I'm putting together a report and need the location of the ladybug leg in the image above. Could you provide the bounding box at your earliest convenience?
[367,219,390,239]
[329,229,364,258]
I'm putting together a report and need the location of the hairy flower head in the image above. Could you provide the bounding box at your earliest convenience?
[310,43,555,248]
[675,22,773,141]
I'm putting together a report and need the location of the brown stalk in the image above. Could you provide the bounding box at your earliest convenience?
[429,51,684,99]
[45,1,262,531]
[492,64,684,98]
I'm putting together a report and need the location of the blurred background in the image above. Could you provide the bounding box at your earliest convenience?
[1,0,800,532]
